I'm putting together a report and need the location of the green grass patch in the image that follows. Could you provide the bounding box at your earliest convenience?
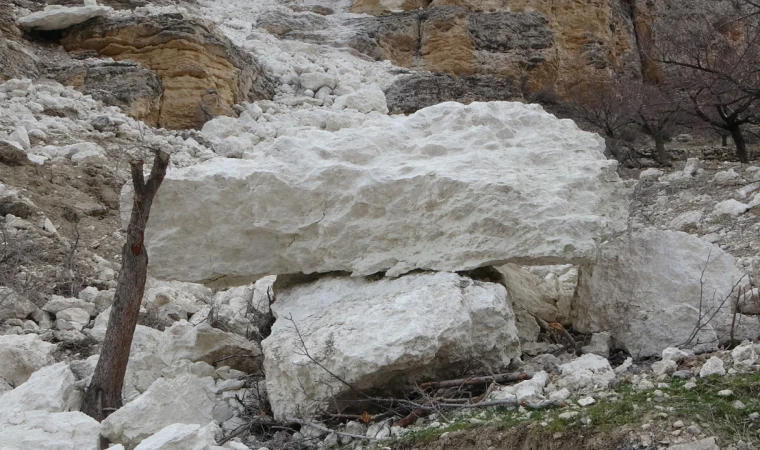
[393,372,760,448]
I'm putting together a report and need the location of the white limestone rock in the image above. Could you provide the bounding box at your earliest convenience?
[497,263,564,323]
[0,362,78,414]
[262,272,520,420]
[639,168,663,180]
[731,341,758,366]
[134,422,220,450]
[713,199,749,217]
[143,279,212,322]
[332,84,388,114]
[17,5,112,31]
[146,102,629,284]
[555,354,615,392]
[0,411,100,450]
[0,334,56,386]
[43,295,96,316]
[668,437,719,450]
[488,371,548,404]
[299,72,338,91]
[101,375,217,449]
[55,307,91,331]
[668,210,703,232]
[662,347,693,362]
[0,287,38,322]
[572,229,752,357]
[651,359,677,376]
[699,356,726,378]
[159,322,262,373]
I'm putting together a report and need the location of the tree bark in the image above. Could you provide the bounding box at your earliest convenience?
[653,133,670,166]
[729,125,750,164]
[81,150,170,425]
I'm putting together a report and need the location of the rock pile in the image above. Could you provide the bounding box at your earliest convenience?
[0,0,759,449]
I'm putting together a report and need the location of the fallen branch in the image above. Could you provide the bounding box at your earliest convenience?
[419,372,535,390]
[535,317,582,356]
[431,398,564,410]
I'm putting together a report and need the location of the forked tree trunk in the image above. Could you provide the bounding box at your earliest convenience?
[653,133,670,166]
[81,150,170,427]
[729,125,750,164]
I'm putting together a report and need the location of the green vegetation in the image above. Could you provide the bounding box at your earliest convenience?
[392,372,760,448]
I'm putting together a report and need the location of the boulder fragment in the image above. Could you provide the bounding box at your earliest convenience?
[262,272,520,420]
[572,229,752,357]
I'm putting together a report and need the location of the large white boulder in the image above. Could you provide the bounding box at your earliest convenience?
[262,272,520,420]
[134,423,220,450]
[0,334,57,386]
[0,362,78,414]
[101,375,217,449]
[16,5,112,31]
[0,410,100,450]
[146,102,629,284]
[572,229,755,357]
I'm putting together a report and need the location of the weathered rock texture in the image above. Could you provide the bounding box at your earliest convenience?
[343,1,641,92]
[100,374,216,449]
[48,59,162,126]
[61,13,274,129]
[146,101,628,284]
[0,411,100,450]
[262,272,520,420]
[17,5,113,31]
[572,229,758,357]
[385,72,519,114]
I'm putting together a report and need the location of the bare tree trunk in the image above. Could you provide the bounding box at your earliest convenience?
[729,125,750,164]
[81,150,170,426]
[721,132,729,147]
[653,133,670,166]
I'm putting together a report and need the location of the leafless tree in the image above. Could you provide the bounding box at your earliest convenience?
[81,149,170,425]
[564,75,687,165]
[652,0,760,163]
[625,80,691,166]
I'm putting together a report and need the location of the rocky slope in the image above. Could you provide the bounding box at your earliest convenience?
[0,0,759,450]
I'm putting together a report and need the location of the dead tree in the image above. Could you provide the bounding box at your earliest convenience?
[625,80,689,166]
[652,0,760,163]
[81,150,170,422]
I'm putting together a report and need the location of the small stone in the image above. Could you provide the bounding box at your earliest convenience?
[686,424,702,435]
[673,420,684,428]
[662,347,691,362]
[672,370,693,379]
[733,400,745,410]
[577,396,595,407]
[580,417,591,426]
[558,411,579,420]
[684,381,698,390]
[717,389,733,397]
[699,357,726,378]
[652,359,677,376]
[749,412,760,421]
[549,388,571,401]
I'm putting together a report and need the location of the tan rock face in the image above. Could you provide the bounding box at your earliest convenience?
[61,14,274,130]
[351,0,432,14]
[349,0,642,92]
